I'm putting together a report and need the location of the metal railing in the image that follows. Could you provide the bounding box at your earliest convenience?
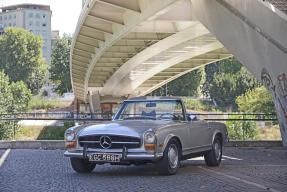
[0,112,113,121]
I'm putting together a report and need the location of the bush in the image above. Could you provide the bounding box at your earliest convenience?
[236,86,275,114]
[0,71,31,140]
[226,115,259,140]
[28,99,57,111]
[28,99,72,111]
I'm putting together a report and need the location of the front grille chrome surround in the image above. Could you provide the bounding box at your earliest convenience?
[78,135,141,149]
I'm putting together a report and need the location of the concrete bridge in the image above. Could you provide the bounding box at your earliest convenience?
[70,0,287,146]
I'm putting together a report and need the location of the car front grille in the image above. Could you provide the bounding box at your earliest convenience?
[78,135,141,149]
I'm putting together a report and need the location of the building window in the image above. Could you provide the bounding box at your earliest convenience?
[8,23,11,26]
[4,15,7,20]
[13,14,16,19]
[8,15,12,19]
[29,21,33,26]
[36,13,40,18]
[42,22,46,27]
[35,30,40,35]
[29,12,33,18]
[36,21,40,26]
[4,24,7,27]
[43,39,47,44]
[42,14,46,19]
[42,47,47,52]
[51,40,56,47]
[0,16,2,20]
[29,30,33,33]
[42,30,46,36]
[13,23,16,26]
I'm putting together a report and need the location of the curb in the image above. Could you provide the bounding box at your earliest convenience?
[0,140,283,150]
[0,140,65,150]
[225,140,283,147]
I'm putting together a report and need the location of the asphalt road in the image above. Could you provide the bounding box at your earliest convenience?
[0,147,287,192]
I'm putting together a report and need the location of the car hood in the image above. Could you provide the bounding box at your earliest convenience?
[78,120,177,138]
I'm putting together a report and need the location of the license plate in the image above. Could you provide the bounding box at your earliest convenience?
[87,153,122,162]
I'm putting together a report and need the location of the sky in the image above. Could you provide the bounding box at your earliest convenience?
[0,0,82,36]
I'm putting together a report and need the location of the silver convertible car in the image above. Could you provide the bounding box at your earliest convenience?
[64,97,228,175]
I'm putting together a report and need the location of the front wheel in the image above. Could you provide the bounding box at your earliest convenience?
[156,139,180,175]
[204,136,222,166]
[70,158,96,173]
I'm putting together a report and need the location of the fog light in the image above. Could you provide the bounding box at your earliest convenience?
[65,141,76,148]
[144,143,156,150]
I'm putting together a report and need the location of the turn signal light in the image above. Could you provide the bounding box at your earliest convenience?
[144,143,156,150]
[65,141,76,148]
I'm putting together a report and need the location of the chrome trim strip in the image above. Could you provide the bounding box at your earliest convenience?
[79,141,140,144]
[111,141,140,144]
[79,141,100,143]
[183,144,212,152]
[64,151,160,160]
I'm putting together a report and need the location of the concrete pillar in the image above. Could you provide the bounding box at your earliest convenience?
[262,69,287,146]
[88,92,102,117]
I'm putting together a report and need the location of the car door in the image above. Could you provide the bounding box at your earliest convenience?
[189,119,210,149]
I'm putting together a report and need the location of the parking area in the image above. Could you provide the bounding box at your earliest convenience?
[0,147,287,192]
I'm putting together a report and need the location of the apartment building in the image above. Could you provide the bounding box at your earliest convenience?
[0,4,52,65]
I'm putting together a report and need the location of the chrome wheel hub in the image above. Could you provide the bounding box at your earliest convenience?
[168,144,178,169]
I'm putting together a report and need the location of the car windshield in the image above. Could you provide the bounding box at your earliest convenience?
[115,100,184,121]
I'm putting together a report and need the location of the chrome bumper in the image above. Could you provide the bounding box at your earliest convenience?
[64,151,162,160]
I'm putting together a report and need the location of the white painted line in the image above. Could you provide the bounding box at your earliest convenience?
[222,155,243,161]
[199,166,281,192]
[0,149,11,168]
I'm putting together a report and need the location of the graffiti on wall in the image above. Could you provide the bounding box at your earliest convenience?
[261,68,287,133]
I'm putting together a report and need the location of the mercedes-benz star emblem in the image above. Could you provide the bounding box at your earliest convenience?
[99,136,112,149]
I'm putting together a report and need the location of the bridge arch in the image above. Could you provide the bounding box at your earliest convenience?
[70,0,287,146]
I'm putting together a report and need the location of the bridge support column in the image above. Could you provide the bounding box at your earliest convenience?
[262,70,287,147]
[274,95,287,147]
[88,92,101,116]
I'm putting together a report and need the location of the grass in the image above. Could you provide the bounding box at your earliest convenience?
[28,99,72,111]
[259,125,282,140]
[15,121,75,140]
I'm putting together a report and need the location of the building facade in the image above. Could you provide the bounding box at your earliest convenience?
[0,4,52,65]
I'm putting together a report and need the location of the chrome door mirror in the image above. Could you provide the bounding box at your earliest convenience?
[187,114,197,121]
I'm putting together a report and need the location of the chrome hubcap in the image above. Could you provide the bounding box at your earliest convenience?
[168,144,178,169]
[214,142,221,161]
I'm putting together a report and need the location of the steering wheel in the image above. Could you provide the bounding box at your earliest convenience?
[158,113,175,120]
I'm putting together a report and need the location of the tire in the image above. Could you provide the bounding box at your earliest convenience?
[70,158,96,173]
[156,139,180,175]
[204,135,222,167]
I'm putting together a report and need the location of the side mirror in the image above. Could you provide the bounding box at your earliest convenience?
[187,114,197,121]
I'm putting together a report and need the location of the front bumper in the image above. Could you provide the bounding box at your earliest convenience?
[64,151,161,160]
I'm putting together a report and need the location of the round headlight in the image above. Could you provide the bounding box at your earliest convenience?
[65,130,75,141]
[144,132,156,144]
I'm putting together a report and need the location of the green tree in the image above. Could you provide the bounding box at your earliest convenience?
[209,73,238,107]
[152,67,205,96]
[236,86,275,114]
[226,115,259,140]
[220,57,242,74]
[201,61,220,97]
[0,27,47,94]
[206,57,261,109]
[50,34,72,95]
[0,71,31,140]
